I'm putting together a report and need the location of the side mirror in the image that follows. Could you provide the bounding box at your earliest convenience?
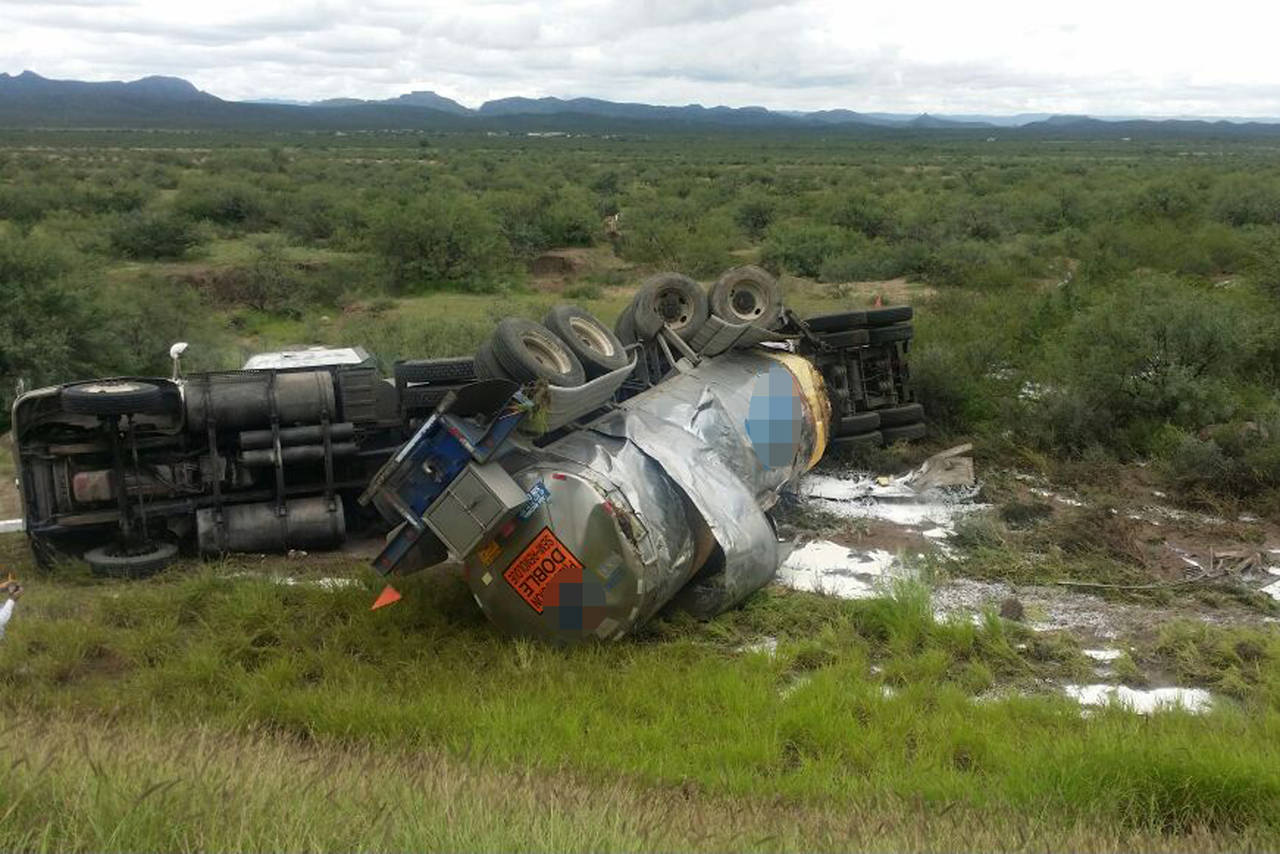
[169,342,189,381]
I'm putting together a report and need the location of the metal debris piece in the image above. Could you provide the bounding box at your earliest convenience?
[907,443,976,491]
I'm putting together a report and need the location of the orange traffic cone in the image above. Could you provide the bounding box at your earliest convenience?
[371,585,402,610]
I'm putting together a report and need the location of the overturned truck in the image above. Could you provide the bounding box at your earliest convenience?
[9,267,921,639]
[365,267,923,642]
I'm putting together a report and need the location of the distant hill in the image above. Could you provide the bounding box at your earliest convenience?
[5,70,1280,137]
[313,90,471,115]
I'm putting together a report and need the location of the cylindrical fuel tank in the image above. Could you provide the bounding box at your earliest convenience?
[463,349,829,643]
[195,495,345,554]
[184,371,336,432]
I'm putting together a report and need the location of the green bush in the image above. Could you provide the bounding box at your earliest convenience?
[1210,174,1280,226]
[367,195,511,293]
[176,179,270,228]
[760,222,849,278]
[1157,420,1280,499]
[620,205,735,277]
[109,210,203,259]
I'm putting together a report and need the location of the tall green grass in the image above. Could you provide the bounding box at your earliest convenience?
[1,550,1278,849]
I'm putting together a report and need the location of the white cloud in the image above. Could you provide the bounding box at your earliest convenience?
[2,0,1279,116]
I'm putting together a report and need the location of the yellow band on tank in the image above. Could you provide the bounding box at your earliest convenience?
[756,349,830,471]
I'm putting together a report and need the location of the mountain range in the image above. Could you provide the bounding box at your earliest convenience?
[4,70,1280,137]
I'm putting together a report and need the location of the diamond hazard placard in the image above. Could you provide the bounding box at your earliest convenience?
[502,527,584,613]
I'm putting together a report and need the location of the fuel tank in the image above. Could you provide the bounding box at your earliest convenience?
[463,350,829,643]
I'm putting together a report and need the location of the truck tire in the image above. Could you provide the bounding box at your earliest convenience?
[818,328,871,349]
[543,305,630,377]
[633,273,708,342]
[614,302,638,345]
[709,266,783,329]
[875,402,924,427]
[473,337,510,381]
[395,357,476,385]
[491,318,586,387]
[401,384,465,412]
[84,541,178,579]
[831,430,882,449]
[62,380,166,416]
[882,422,926,443]
[836,412,880,436]
[803,310,868,333]
[868,323,913,345]
[865,306,913,326]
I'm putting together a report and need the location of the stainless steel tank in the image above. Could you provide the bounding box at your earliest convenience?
[462,350,829,643]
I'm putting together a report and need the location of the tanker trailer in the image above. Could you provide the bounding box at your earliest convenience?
[361,334,831,643]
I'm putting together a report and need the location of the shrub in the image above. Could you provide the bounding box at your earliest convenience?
[366,195,511,293]
[281,188,365,245]
[1157,420,1280,499]
[734,192,777,241]
[176,179,270,228]
[109,210,202,260]
[620,205,736,278]
[1209,174,1280,227]
[760,222,848,278]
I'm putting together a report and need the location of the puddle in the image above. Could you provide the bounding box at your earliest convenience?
[1064,684,1212,715]
[777,540,896,599]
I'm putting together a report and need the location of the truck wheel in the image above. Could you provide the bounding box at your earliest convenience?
[401,384,466,413]
[543,305,630,377]
[875,402,924,427]
[818,328,871,349]
[62,380,166,416]
[474,337,510,381]
[491,318,586,387]
[709,266,783,329]
[632,273,708,342]
[868,323,913,345]
[865,306,913,326]
[614,302,638,345]
[836,412,880,436]
[830,430,883,449]
[395,357,476,385]
[803,311,868,333]
[83,541,178,579]
[882,422,926,443]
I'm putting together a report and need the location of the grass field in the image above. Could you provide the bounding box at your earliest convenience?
[2,534,1279,851]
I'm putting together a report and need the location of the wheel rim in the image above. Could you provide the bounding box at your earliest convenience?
[656,289,693,330]
[727,282,766,321]
[522,332,573,374]
[79,382,146,395]
[568,316,616,357]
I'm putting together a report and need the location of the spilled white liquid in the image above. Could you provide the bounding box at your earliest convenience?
[777,540,897,599]
[1064,684,1212,715]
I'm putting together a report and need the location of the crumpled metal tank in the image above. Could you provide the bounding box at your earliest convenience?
[461,349,829,643]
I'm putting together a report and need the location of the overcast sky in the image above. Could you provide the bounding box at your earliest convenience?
[3,0,1279,116]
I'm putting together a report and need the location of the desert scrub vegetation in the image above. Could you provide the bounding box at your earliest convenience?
[4,130,1280,492]
[0,549,1278,850]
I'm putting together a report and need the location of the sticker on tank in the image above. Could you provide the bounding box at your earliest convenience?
[503,527,584,613]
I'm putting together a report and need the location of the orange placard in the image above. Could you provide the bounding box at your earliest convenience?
[503,527,583,613]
